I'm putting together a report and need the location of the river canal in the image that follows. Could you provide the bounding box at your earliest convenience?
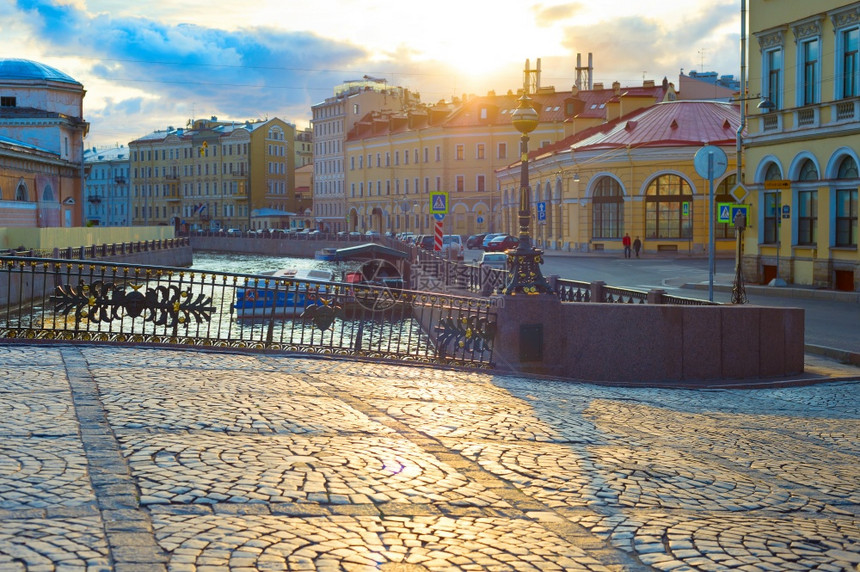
[189,251,361,277]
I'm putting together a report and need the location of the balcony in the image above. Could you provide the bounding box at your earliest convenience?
[751,96,859,141]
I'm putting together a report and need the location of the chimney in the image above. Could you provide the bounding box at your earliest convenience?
[613,81,621,94]
[536,58,542,91]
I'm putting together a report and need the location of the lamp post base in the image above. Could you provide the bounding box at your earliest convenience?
[502,248,554,295]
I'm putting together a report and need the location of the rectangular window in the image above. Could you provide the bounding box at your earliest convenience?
[350,156,355,170]
[764,48,782,110]
[456,175,465,192]
[476,144,485,160]
[841,28,859,98]
[477,175,485,192]
[763,192,780,244]
[435,146,441,162]
[403,151,409,165]
[800,38,819,106]
[423,148,428,163]
[424,178,430,193]
[455,145,464,160]
[498,142,507,159]
[0,96,17,107]
[835,188,857,246]
[435,177,441,191]
[376,153,381,167]
[386,152,390,167]
[797,190,817,245]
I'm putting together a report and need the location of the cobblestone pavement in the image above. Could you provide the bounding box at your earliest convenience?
[0,344,858,571]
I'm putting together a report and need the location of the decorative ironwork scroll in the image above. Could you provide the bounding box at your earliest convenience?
[51,280,215,327]
[434,314,496,358]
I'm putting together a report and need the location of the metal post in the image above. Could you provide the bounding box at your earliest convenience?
[708,152,715,302]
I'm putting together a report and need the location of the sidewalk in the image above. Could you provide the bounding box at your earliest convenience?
[0,343,857,571]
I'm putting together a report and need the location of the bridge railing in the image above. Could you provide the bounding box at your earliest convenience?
[0,256,496,368]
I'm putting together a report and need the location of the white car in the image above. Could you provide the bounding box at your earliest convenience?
[441,235,464,259]
[480,252,508,270]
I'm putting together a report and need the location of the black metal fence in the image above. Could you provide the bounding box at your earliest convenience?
[0,256,497,368]
[413,247,715,306]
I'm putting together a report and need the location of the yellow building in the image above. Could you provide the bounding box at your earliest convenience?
[344,77,674,238]
[503,101,742,256]
[129,117,295,231]
[744,0,860,291]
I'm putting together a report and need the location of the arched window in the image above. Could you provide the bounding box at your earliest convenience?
[15,183,28,201]
[798,159,819,181]
[645,175,692,239]
[715,175,736,239]
[796,160,819,245]
[592,177,623,239]
[763,162,783,244]
[835,156,858,247]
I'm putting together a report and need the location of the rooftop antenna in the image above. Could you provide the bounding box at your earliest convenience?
[698,48,707,72]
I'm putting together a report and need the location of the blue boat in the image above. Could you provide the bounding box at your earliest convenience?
[234,268,337,319]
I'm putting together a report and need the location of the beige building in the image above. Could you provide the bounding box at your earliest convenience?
[344,76,675,238]
[129,117,296,231]
[502,100,741,256]
[0,59,89,228]
[744,0,860,291]
[311,77,421,233]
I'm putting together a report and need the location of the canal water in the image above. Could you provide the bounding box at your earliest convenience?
[189,251,362,277]
[184,251,443,361]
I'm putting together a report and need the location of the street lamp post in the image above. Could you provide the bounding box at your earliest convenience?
[502,90,553,295]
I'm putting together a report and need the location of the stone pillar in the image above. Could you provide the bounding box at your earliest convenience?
[490,294,566,376]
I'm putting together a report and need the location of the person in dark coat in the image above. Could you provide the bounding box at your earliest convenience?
[633,236,642,258]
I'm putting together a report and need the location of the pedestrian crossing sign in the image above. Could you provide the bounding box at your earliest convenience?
[718,203,732,224]
[730,205,749,226]
[430,192,449,214]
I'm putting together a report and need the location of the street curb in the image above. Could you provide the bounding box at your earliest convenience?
[806,344,860,367]
[681,282,860,304]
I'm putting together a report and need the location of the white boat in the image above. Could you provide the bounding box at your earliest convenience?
[234,268,338,319]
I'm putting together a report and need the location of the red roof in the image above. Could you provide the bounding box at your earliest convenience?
[572,101,740,150]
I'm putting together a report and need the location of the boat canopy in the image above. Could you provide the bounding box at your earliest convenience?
[330,243,409,261]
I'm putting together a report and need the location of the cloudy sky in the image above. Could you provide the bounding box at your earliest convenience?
[6,0,742,148]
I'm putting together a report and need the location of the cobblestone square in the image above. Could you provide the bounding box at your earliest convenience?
[0,344,856,571]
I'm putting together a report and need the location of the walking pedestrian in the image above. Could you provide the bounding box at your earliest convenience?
[633,236,642,258]
[622,233,632,258]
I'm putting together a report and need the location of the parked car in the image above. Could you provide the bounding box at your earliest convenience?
[225,228,241,236]
[365,230,381,238]
[348,231,362,239]
[441,234,464,259]
[485,235,519,252]
[481,233,507,250]
[416,235,434,250]
[480,252,508,270]
[466,233,487,249]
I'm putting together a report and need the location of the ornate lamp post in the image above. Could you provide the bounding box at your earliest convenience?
[502,91,553,295]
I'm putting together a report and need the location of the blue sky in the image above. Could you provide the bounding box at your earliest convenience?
[7,0,742,148]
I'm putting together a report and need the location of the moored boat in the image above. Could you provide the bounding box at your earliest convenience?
[234,268,337,319]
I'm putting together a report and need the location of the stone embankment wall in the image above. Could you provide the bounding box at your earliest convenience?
[492,295,805,384]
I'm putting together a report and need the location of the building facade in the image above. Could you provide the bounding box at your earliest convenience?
[745,0,860,291]
[502,100,742,256]
[128,117,295,231]
[344,78,674,238]
[311,78,421,233]
[83,145,130,226]
[0,59,89,228]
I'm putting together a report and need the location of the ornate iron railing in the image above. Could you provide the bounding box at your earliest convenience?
[555,278,592,302]
[0,256,497,368]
